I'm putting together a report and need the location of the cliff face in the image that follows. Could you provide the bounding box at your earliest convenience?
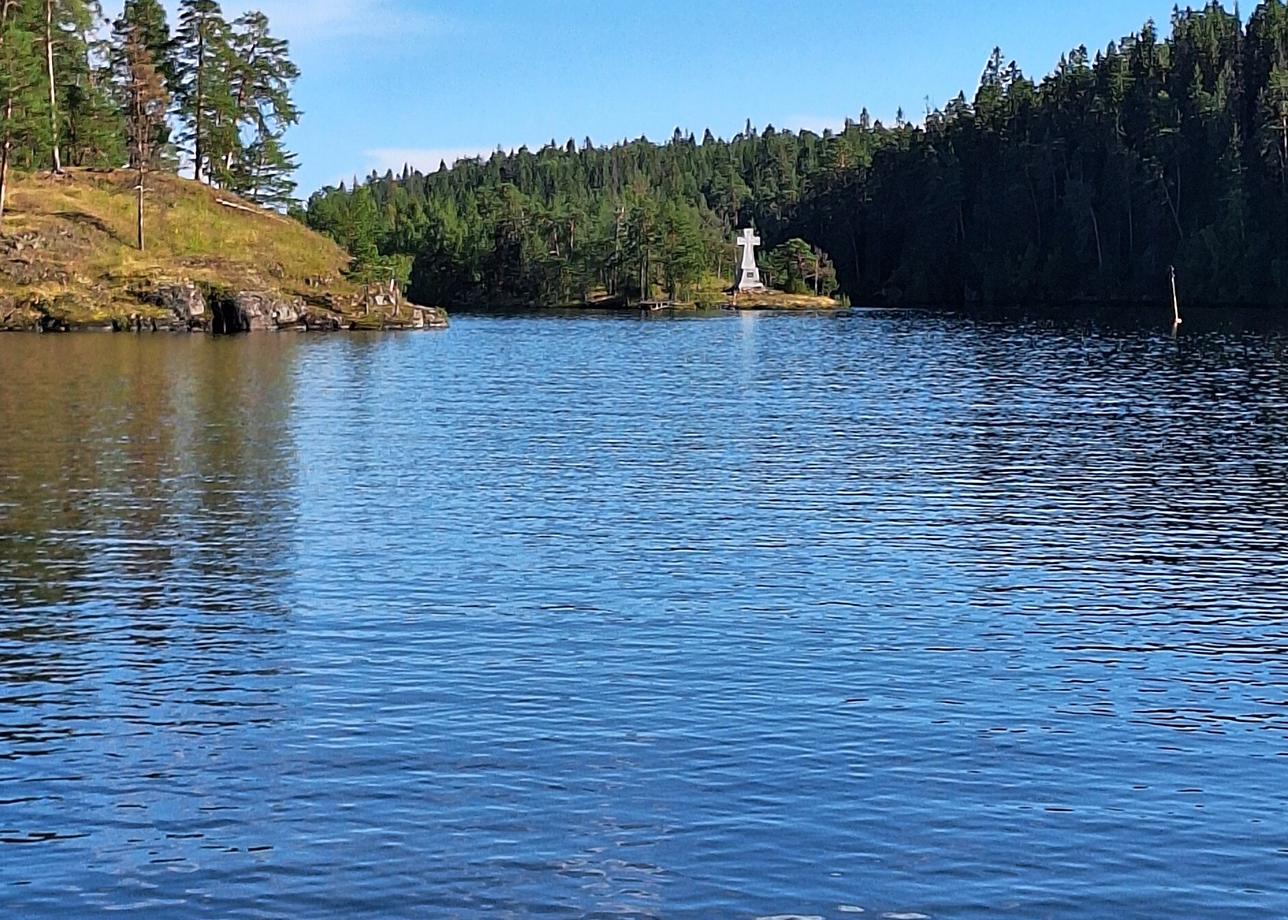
[0,170,446,333]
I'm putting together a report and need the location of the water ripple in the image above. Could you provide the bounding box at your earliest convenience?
[1,312,1287,918]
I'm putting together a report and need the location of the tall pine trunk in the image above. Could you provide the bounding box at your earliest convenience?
[250,138,266,202]
[0,93,12,222]
[0,0,14,221]
[44,0,61,173]
[193,24,205,182]
[136,162,145,250]
[225,43,256,178]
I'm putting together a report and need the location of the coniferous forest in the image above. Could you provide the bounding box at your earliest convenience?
[0,0,300,223]
[306,1,1288,310]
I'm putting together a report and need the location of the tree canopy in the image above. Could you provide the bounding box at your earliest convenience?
[306,1,1288,309]
[0,0,301,223]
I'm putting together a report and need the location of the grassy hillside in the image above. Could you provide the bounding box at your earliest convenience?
[0,170,440,331]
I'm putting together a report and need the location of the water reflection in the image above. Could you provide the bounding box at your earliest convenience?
[1,314,1287,918]
[0,335,301,912]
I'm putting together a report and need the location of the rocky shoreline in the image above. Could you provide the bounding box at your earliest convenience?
[0,171,449,335]
[0,280,448,335]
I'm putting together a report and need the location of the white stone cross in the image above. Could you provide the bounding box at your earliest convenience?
[736,228,765,292]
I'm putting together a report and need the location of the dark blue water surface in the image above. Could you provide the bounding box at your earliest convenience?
[2,309,1287,919]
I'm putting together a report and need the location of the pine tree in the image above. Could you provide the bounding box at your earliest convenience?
[113,0,172,166]
[1,0,47,221]
[57,0,124,167]
[29,0,98,173]
[660,202,706,299]
[0,0,22,219]
[222,11,297,188]
[231,128,296,208]
[41,0,59,171]
[173,0,233,183]
[116,0,170,82]
[1258,25,1288,193]
[227,12,297,132]
[112,18,167,249]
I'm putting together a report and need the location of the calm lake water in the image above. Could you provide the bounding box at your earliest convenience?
[1,309,1287,919]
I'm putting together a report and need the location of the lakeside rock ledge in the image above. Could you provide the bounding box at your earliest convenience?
[0,170,448,334]
[112,280,449,334]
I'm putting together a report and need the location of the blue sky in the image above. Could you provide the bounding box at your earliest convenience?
[106,0,1189,195]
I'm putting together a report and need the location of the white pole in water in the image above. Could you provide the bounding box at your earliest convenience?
[1170,266,1183,327]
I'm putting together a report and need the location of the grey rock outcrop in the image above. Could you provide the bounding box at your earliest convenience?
[8,273,446,335]
[158,282,208,330]
[233,291,304,331]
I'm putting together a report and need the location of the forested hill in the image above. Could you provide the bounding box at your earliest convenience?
[798,1,1288,308]
[307,1,1288,311]
[306,129,845,308]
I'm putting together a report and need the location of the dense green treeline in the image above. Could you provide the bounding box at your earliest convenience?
[305,127,842,305]
[308,1,1288,309]
[800,0,1288,307]
[0,0,300,225]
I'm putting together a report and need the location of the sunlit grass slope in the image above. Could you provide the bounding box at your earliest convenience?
[0,169,360,326]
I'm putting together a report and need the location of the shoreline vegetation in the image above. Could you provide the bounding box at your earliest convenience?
[587,292,845,312]
[5,2,1288,331]
[306,1,1288,315]
[481,286,847,313]
[0,0,451,333]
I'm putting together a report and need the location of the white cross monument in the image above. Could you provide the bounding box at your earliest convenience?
[736,228,766,292]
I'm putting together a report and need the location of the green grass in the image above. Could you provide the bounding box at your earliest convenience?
[0,169,361,325]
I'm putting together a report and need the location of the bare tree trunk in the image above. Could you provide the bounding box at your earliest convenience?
[0,0,13,222]
[0,97,12,222]
[44,0,62,173]
[137,164,145,250]
[193,27,205,182]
